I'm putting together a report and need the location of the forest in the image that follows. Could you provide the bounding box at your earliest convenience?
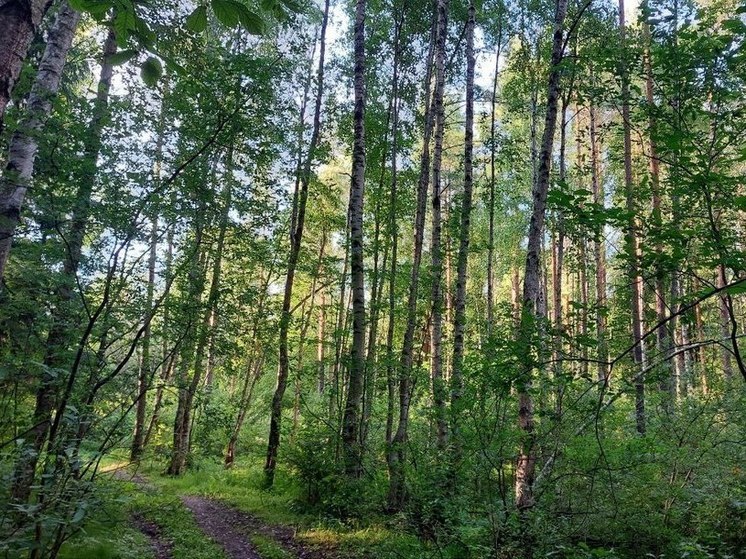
[0,0,745,557]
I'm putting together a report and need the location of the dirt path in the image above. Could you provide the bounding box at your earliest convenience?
[108,466,337,559]
[132,512,173,559]
[181,495,336,559]
[181,496,264,559]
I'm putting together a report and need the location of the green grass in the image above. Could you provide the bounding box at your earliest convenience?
[57,454,434,559]
[133,494,227,559]
[249,534,292,559]
[56,461,227,559]
[58,522,153,559]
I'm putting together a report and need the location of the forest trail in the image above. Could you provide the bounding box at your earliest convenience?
[131,512,173,559]
[182,495,334,559]
[108,466,334,559]
[181,496,264,559]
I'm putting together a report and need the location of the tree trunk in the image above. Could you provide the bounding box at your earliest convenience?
[589,99,608,386]
[225,356,264,467]
[145,187,176,449]
[387,5,437,511]
[429,0,450,453]
[341,0,368,478]
[451,0,474,453]
[575,114,590,381]
[717,265,733,381]
[515,0,568,514]
[0,0,54,126]
[487,42,501,336]
[552,95,569,415]
[9,24,114,507]
[168,176,231,475]
[0,1,79,280]
[643,17,673,403]
[131,212,158,461]
[317,289,326,393]
[384,9,403,460]
[131,78,168,461]
[265,0,330,486]
[224,267,274,467]
[619,0,647,435]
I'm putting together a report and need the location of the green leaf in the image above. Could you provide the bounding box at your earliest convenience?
[107,49,138,65]
[71,506,86,524]
[140,57,162,87]
[722,18,746,34]
[69,0,111,17]
[186,5,208,33]
[113,8,137,44]
[133,19,156,49]
[733,195,746,211]
[725,280,746,296]
[236,5,264,35]
[211,0,241,28]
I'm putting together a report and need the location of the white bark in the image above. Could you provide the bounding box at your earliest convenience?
[0,2,80,280]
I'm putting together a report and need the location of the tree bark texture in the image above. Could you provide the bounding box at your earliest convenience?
[0,1,80,280]
[341,0,368,478]
[264,0,330,487]
[515,0,568,513]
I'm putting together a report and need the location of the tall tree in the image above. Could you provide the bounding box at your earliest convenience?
[451,0,475,450]
[0,1,80,280]
[429,0,449,452]
[515,0,568,514]
[618,0,647,434]
[340,0,368,478]
[264,0,330,487]
[0,0,54,125]
[9,25,116,506]
[387,5,437,510]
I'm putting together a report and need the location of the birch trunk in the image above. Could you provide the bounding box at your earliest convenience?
[429,0,450,452]
[131,79,168,461]
[451,0,474,450]
[265,0,330,486]
[0,0,54,125]
[341,0,368,478]
[168,179,231,475]
[225,267,274,467]
[643,17,673,402]
[515,0,568,513]
[387,9,437,510]
[0,2,80,280]
[589,101,608,386]
[384,10,403,462]
[9,23,114,507]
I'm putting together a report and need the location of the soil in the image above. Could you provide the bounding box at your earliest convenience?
[181,496,264,559]
[111,467,340,559]
[181,495,339,559]
[132,512,174,559]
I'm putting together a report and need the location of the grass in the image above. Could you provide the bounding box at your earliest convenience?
[249,534,292,559]
[56,453,435,559]
[57,521,152,559]
[56,458,227,559]
[133,494,227,559]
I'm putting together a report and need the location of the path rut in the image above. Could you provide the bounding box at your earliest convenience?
[132,512,173,559]
[181,495,336,559]
[181,496,263,559]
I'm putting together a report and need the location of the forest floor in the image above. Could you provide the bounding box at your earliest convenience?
[56,456,426,559]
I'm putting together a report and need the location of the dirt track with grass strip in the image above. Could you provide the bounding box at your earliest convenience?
[131,512,174,559]
[181,495,338,559]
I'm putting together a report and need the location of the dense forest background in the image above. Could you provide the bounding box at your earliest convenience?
[1,0,745,557]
